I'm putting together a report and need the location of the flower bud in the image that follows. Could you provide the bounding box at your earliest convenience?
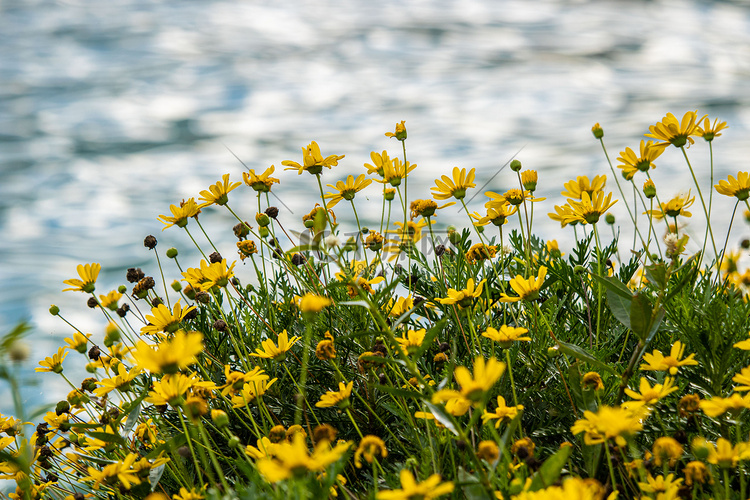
[144,235,157,249]
[259,227,270,238]
[49,305,60,316]
[118,285,128,294]
[643,179,656,199]
[510,159,522,172]
[228,435,241,449]
[211,409,229,429]
[591,123,604,139]
[166,247,178,258]
[171,280,182,292]
[265,206,279,219]
[255,212,271,227]
[605,213,615,225]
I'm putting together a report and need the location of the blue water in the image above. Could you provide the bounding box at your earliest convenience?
[1,0,750,417]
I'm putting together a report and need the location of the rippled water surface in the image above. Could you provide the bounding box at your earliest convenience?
[1,0,750,415]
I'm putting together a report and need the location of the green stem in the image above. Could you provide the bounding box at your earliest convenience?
[681,146,718,263]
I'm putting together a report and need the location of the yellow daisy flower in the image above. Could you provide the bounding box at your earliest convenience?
[432,356,506,404]
[646,191,695,219]
[98,290,122,310]
[623,377,679,408]
[566,190,618,225]
[296,293,332,313]
[249,330,300,362]
[364,150,392,178]
[436,278,486,308]
[282,141,345,175]
[499,266,546,302]
[705,437,750,468]
[616,140,666,180]
[394,328,427,355]
[315,381,353,409]
[36,347,68,373]
[255,433,351,483]
[384,120,407,141]
[133,330,204,374]
[482,325,531,348]
[158,198,202,230]
[141,301,196,336]
[198,173,241,207]
[481,395,523,428]
[64,332,92,354]
[699,393,750,418]
[571,405,646,447]
[93,363,142,397]
[471,200,517,227]
[354,435,388,468]
[560,175,607,199]
[640,341,698,376]
[324,174,372,207]
[646,110,706,148]
[62,262,101,293]
[733,365,750,392]
[431,167,476,200]
[243,165,280,193]
[377,469,454,500]
[380,157,416,187]
[715,172,750,201]
[697,116,728,142]
[231,377,277,407]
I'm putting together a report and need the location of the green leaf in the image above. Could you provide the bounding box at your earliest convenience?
[605,287,632,329]
[629,292,653,340]
[0,322,31,356]
[373,384,424,401]
[556,341,616,374]
[644,263,667,291]
[457,467,492,500]
[86,431,127,447]
[413,319,448,359]
[590,274,632,300]
[149,463,166,491]
[422,401,459,436]
[527,444,573,491]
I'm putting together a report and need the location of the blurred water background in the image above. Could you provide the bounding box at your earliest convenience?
[1,0,750,419]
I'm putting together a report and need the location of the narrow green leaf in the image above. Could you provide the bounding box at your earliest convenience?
[149,463,166,491]
[644,263,667,291]
[556,341,616,374]
[605,288,632,329]
[458,467,492,500]
[422,401,459,436]
[528,444,573,491]
[590,274,632,300]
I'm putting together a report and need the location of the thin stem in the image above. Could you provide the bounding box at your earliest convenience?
[681,146,718,262]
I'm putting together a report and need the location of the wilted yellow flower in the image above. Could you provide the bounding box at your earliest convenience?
[582,372,604,391]
[354,435,387,468]
[465,243,497,263]
[315,332,336,360]
[477,440,500,463]
[683,461,711,486]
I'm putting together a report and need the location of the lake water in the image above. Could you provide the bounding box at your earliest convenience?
[1,0,750,417]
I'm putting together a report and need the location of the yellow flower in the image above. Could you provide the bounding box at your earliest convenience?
[218,365,272,397]
[499,266,547,302]
[652,437,683,467]
[98,290,122,311]
[354,435,387,468]
[315,332,337,360]
[282,141,345,175]
[560,175,607,199]
[699,393,750,417]
[62,263,101,293]
[547,203,578,228]
[566,190,618,225]
[182,259,236,291]
[249,330,300,362]
[230,377,277,407]
[376,469,454,500]
[158,198,201,230]
[172,487,205,500]
[256,433,351,483]
[93,363,142,397]
[646,110,706,148]
[198,173,241,207]
[623,377,679,408]
[489,188,543,206]
[436,278,486,308]
[410,199,454,219]
[683,461,711,486]
[133,330,204,374]
[616,140,666,180]
[646,191,695,219]
[482,325,531,348]
[243,165,280,193]
[237,240,258,260]
[546,239,563,258]
[592,122,604,138]
[64,332,91,353]
[36,347,68,373]
[640,341,698,376]
[476,440,500,463]
[385,120,407,141]
[324,174,372,207]
[733,365,750,391]
[521,169,538,191]
[82,453,141,490]
[706,437,750,468]
[364,150,392,178]
[431,167,476,200]
[433,357,506,404]
[297,293,332,313]
[638,473,683,497]
[571,405,646,447]
[465,243,497,263]
[380,157,416,187]
[481,395,523,428]
[316,381,353,409]
[715,172,750,201]
[582,372,604,391]
[395,328,427,355]
[146,373,204,407]
[471,200,517,227]
[697,116,728,142]
[141,301,197,336]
